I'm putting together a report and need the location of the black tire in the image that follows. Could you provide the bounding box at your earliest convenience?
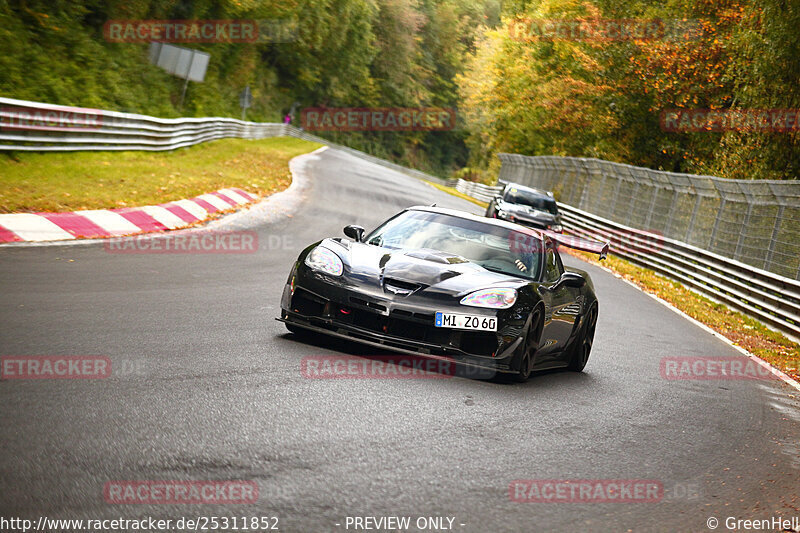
[511,310,542,383]
[568,304,597,372]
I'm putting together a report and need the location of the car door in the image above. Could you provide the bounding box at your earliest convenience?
[552,248,583,359]
[536,243,577,364]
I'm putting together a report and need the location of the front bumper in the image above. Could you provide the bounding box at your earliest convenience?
[279,280,524,374]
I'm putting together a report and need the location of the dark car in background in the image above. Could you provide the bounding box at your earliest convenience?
[278,206,607,381]
[486,182,563,232]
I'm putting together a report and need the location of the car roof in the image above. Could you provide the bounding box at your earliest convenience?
[406,205,546,242]
[502,182,554,199]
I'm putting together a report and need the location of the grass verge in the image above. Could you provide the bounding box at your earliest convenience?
[565,249,800,384]
[0,137,322,213]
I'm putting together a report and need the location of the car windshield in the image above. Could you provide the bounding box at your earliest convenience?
[504,188,558,214]
[365,210,542,280]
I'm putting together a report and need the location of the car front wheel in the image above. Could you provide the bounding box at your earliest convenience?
[511,310,542,382]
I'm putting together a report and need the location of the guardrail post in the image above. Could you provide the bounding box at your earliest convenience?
[575,159,591,207]
[733,202,753,262]
[596,172,609,214]
[644,185,659,229]
[685,194,702,244]
[626,181,640,226]
[732,182,756,263]
[764,205,784,271]
[709,198,726,249]
[609,173,622,215]
[665,190,680,236]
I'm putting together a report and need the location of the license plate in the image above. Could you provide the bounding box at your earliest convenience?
[435,312,497,331]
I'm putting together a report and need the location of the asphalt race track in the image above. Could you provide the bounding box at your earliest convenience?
[1,148,799,532]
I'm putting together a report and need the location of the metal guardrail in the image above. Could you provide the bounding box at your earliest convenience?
[498,153,800,281]
[452,177,800,339]
[560,203,800,340]
[455,180,501,202]
[0,97,444,184]
[0,97,288,151]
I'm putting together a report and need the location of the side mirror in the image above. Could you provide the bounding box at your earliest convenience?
[343,225,365,242]
[559,271,586,288]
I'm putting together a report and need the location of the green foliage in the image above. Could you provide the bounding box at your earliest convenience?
[450,166,487,183]
[0,0,496,176]
[457,0,800,180]
[3,0,795,181]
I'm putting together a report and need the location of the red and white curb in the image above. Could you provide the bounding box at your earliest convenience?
[0,188,256,243]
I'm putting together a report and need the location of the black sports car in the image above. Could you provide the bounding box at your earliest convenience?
[278,207,608,381]
[486,182,563,232]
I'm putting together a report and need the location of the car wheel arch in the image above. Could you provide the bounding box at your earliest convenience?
[509,304,545,382]
[529,303,545,355]
[567,301,598,372]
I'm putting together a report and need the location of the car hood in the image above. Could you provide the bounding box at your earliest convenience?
[318,238,530,298]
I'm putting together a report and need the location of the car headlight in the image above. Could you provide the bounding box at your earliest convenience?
[550,224,563,233]
[460,288,517,309]
[497,210,507,219]
[305,246,343,276]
